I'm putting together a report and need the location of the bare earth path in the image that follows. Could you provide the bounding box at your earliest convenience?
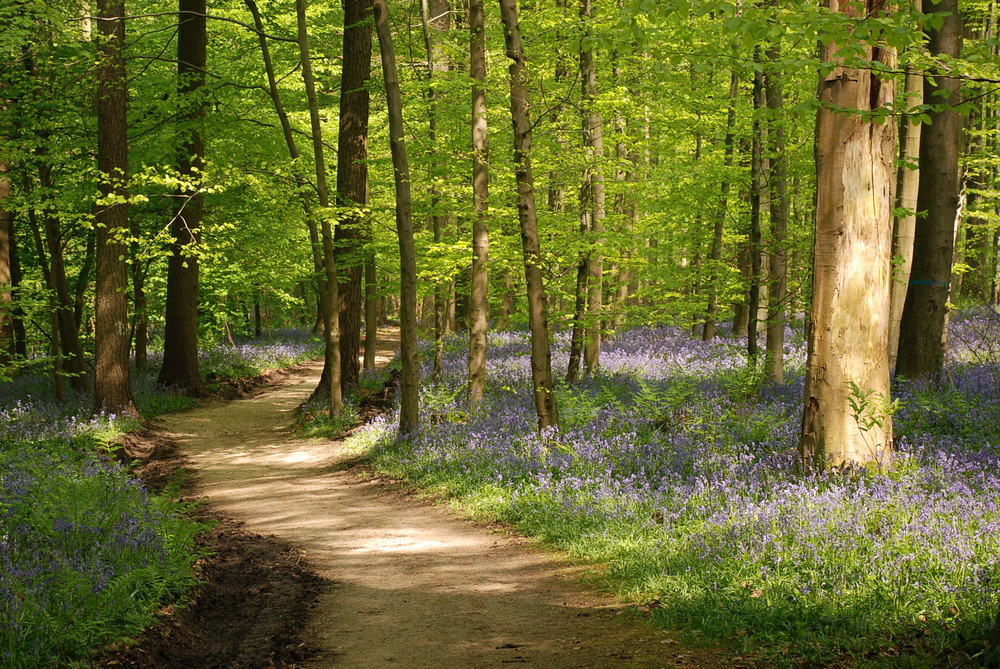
[153,336,734,669]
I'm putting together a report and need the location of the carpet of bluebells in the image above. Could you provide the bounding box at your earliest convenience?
[364,309,1000,666]
[0,332,322,667]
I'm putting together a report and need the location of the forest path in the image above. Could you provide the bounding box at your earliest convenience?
[155,333,731,669]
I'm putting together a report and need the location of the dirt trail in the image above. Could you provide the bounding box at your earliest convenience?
[154,335,733,669]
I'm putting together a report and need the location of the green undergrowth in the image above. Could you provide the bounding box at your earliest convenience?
[0,334,328,667]
[0,439,209,668]
[352,328,1000,669]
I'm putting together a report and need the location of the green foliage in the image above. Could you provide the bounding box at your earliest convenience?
[0,442,207,668]
[292,399,361,439]
[846,381,901,435]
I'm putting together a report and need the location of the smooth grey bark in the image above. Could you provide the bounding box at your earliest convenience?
[468,0,490,404]
[420,0,451,384]
[888,50,923,369]
[748,53,764,362]
[800,0,896,470]
[579,0,604,375]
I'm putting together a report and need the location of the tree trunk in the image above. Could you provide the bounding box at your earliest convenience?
[245,0,326,348]
[468,0,490,404]
[0,160,12,369]
[73,226,96,335]
[499,0,559,431]
[702,71,739,341]
[765,49,789,383]
[297,0,343,416]
[35,165,90,392]
[130,218,149,370]
[579,0,604,375]
[420,0,452,383]
[566,247,587,384]
[748,55,764,362]
[19,52,88,390]
[93,0,139,417]
[374,0,420,433]
[888,55,923,369]
[800,1,896,470]
[26,200,66,401]
[158,0,207,397]
[337,0,373,389]
[8,214,25,359]
[896,0,962,380]
[363,253,378,370]
[609,24,635,334]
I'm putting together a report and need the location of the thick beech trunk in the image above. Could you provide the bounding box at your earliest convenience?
[158,0,207,397]
[468,0,490,403]
[374,0,420,433]
[896,0,962,380]
[499,0,559,431]
[94,0,138,417]
[800,1,896,470]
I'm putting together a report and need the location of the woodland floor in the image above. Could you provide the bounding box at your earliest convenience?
[97,332,743,669]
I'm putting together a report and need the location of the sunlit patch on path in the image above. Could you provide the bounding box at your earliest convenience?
[156,332,733,669]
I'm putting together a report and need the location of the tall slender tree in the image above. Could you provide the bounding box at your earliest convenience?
[468,0,490,403]
[245,0,323,321]
[373,0,420,433]
[93,0,138,417]
[420,0,452,383]
[0,159,12,370]
[702,71,739,341]
[297,0,342,415]
[499,0,559,430]
[887,0,923,369]
[896,0,963,380]
[764,46,790,383]
[158,0,207,396]
[748,55,764,362]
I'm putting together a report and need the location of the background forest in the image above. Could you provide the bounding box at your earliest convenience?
[2,0,1000,666]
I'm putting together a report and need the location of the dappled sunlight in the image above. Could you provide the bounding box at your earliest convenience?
[349,536,451,553]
